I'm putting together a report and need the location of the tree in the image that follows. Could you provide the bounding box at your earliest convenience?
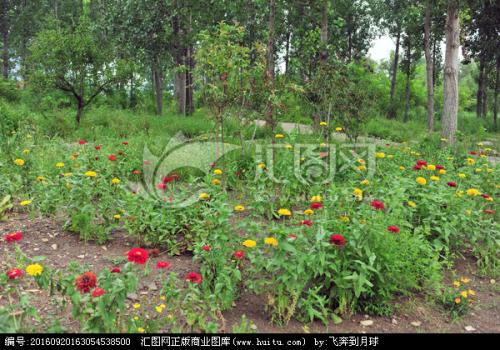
[424,0,435,131]
[29,16,130,125]
[442,0,460,144]
[0,0,11,79]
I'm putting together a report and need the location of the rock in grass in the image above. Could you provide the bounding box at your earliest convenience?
[464,326,476,332]
[360,320,374,327]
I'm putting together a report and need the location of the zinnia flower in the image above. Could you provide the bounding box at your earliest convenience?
[122,141,129,145]
[157,183,167,190]
[4,231,22,243]
[370,200,385,210]
[416,160,428,166]
[127,247,149,264]
[430,176,440,182]
[84,171,97,177]
[330,234,345,247]
[19,200,32,206]
[108,154,117,161]
[92,288,105,297]
[447,181,457,187]
[26,264,43,276]
[310,195,322,203]
[14,159,25,166]
[156,261,171,269]
[335,127,343,132]
[466,188,480,196]
[234,205,245,212]
[162,174,179,183]
[186,272,202,284]
[75,272,97,293]
[199,192,210,199]
[242,240,256,248]
[110,267,121,273]
[353,188,363,201]
[310,202,323,209]
[212,179,221,185]
[233,250,245,259]
[387,226,400,233]
[55,162,65,168]
[375,152,385,159]
[278,208,292,216]
[304,209,314,215]
[132,170,141,175]
[95,145,101,150]
[111,178,121,185]
[300,220,313,226]
[416,177,427,185]
[213,169,223,175]
[275,134,285,139]
[78,139,87,145]
[264,237,278,246]
[7,268,23,280]
[202,245,211,251]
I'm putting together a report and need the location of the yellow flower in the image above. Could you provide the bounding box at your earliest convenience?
[132,303,141,309]
[460,291,468,298]
[430,176,440,182]
[133,316,139,321]
[466,158,475,166]
[310,195,322,203]
[353,188,363,201]
[357,165,367,171]
[14,159,25,166]
[407,201,417,208]
[375,152,385,159]
[387,154,394,159]
[264,237,278,247]
[234,205,245,212]
[468,289,475,296]
[466,188,480,196]
[360,179,369,186]
[416,177,427,185]
[320,121,327,126]
[84,171,97,177]
[23,149,30,155]
[20,200,32,206]
[458,173,466,178]
[137,327,145,333]
[63,172,73,177]
[339,215,350,222]
[199,192,210,199]
[55,162,65,168]
[113,214,121,220]
[275,134,285,139]
[155,305,164,314]
[427,164,436,171]
[455,190,464,197]
[485,197,493,202]
[211,179,221,185]
[111,178,121,185]
[439,169,446,175]
[453,281,460,287]
[285,144,293,149]
[243,240,257,248]
[335,127,343,132]
[304,209,314,215]
[213,169,223,175]
[36,176,46,182]
[475,168,482,173]
[26,264,43,276]
[486,168,493,173]
[461,277,471,284]
[258,163,266,169]
[454,297,461,304]
[278,208,292,216]
[399,166,406,170]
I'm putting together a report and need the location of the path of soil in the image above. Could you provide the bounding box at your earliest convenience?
[1,213,499,333]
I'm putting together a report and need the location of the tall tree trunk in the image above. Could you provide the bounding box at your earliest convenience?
[1,2,8,80]
[285,31,291,74]
[76,97,84,126]
[266,0,276,79]
[442,0,460,144]
[493,56,499,131]
[476,56,485,118]
[482,81,487,118]
[424,2,435,131]
[152,58,163,115]
[389,26,401,119]
[320,0,328,63]
[185,46,194,115]
[432,39,438,87]
[403,37,412,123]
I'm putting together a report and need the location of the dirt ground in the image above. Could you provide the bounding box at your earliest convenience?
[1,213,499,333]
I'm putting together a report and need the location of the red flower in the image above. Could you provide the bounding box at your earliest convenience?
[202,245,211,251]
[110,267,121,273]
[6,268,23,280]
[481,193,490,199]
[162,174,179,183]
[75,272,97,293]
[156,261,171,269]
[118,151,124,156]
[127,247,149,264]
[416,160,428,166]
[484,209,496,215]
[310,202,323,210]
[95,145,101,150]
[436,165,445,170]
[92,288,106,297]
[289,234,297,239]
[132,170,141,175]
[4,231,22,243]
[469,151,477,155]
[300,220,313,226]
[210,162,216,168]
[413,165,423,171]
[447,181,457,187]
[186,272,202,284]
[370,200,385,210]
[157,183,167,190]
[387,225,400,233]
[78,139,87,145]
[122,141,129,146]
[330,234,346,247]
[108,154,117,161]
[233,250,245,259]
